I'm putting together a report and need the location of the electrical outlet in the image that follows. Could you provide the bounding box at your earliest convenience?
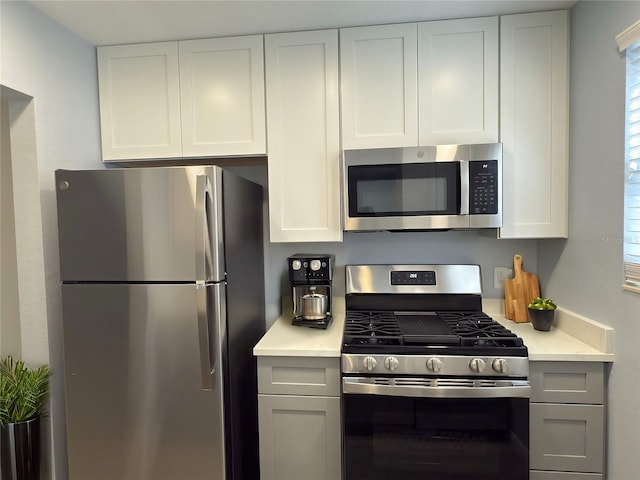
[494,267,513,289]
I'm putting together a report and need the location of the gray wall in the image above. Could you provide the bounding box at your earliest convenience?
[228,164,538,322]
[538,2,640,479]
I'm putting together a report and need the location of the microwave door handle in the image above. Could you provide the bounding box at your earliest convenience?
[460,160,470,215]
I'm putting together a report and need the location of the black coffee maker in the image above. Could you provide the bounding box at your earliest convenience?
[287,254,334,329]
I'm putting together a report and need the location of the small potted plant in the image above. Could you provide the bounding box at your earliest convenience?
[0,355,51,480]
[527,296,557,331]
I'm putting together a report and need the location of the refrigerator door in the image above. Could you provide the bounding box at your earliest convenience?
[61,283,226,480]
[56,166,225,282]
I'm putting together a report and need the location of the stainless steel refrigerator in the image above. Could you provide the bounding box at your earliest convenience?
[55,166,265,480]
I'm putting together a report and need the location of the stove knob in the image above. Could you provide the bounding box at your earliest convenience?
[384,357,399,371]
[426,357,443,373]
[362,356,377,371]
[469,358,486,373]
[492,358,509,374]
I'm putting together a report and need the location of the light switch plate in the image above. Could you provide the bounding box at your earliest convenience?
[494,267,513,289]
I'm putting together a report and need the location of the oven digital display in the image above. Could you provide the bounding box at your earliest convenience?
[390,271,436,285]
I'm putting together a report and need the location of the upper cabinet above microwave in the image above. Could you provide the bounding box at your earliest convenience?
[97,36,266,162]
[339,17,499,149]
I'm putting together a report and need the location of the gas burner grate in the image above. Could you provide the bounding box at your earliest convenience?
[344,311,402,346]
[343,310,524,350]
[438,312,524,347]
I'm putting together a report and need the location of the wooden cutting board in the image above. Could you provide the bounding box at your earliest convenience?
[504,254,541,322]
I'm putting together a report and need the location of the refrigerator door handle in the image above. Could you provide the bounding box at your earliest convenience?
[197,285,215,390]
[196,174,214,285]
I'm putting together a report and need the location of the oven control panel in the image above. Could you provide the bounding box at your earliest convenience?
[390,270,436,285]
[342,354,529,378]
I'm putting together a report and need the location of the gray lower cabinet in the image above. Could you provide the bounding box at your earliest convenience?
[257,356,342,480]
[530,362,606,480]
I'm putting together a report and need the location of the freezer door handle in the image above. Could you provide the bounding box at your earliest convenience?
[196,174,215,285]
[197,285,214,390]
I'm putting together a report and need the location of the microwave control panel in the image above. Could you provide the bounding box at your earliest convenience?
[469,160,499,214]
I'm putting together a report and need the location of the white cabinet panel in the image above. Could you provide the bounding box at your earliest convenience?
[418,17,499,145]
[257,356,340,396]
[258,395,342,480]
[500,10,569,238]
[179,35,266,156]
[530,362,604,404]
[340,23,418,148]
[98,37,265,162]
[265,30,342,242]
[529,361,607,478]
[98,42,182,160]
[257,355,342,480]
[530,403,604,473]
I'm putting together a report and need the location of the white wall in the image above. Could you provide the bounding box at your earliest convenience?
[538,2,640,479]
[0,96,21,358]
[0,1,103,478]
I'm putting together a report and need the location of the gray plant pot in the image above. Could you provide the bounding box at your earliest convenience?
[0,417,41,480]
[527,308,555,331]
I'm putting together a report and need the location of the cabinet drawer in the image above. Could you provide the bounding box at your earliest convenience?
[530,471,603,480]
[258,356,340,396]
[530,362,604,404]
[530,403,604,473]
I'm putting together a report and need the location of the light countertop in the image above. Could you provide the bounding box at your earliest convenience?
[253,297,345,357]
[254,297,615,362]
[483,298,615,362]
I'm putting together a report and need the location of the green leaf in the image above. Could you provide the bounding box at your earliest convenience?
[0,355,50,426]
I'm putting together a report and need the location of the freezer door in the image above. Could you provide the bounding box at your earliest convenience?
[61,283,227,480]
[56,166,224,282]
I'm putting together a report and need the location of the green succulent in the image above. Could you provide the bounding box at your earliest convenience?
[527,296,557,311]
[0,355,51,426]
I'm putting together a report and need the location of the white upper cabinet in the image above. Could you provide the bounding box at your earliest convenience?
[179,36,266,157]
[265,30,342,243]
[340,18,498,149]
[98,42,183,160]
[98,36,266,161]
[418,17,499,145]
[499,10,569,238]
[340,24,419,149]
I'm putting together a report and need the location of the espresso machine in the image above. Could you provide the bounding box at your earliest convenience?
[288,254,334,329]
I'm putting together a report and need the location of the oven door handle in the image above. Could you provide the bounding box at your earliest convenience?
[342,377,531,399]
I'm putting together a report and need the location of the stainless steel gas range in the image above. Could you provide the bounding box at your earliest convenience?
[341,264,530,480]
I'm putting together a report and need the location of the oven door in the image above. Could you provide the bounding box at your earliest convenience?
[342,377,529,480]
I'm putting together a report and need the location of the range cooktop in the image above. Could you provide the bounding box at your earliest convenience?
[342,310,527,357]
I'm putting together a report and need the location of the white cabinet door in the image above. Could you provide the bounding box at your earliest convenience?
[340,23,418,149]
[179,35,266,157]
[418,17,499,145]
[530,403,605,473]
[98,42,182,160]
[265,30,342,243]
[499,10,569,238]
[258,394,341,480]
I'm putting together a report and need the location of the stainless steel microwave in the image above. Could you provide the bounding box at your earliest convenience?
[343,143,502,232]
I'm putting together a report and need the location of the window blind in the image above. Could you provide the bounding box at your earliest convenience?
[623,38,640,291]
